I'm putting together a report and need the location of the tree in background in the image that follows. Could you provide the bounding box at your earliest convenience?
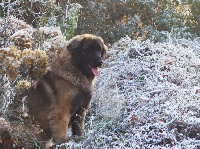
[186,0,200,36]
[67,0,199,43]
[1,0,199,44]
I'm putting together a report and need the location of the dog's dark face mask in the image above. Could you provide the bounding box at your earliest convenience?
[81,39,104,77]
[67,35,107,79]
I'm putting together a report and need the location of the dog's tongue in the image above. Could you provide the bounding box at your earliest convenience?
[91,67,99,76]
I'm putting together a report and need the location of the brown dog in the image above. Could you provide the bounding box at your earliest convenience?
[27,34,107,145]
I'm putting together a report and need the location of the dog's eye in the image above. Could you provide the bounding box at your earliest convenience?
[88,48,94,52]
[97,48,102,52]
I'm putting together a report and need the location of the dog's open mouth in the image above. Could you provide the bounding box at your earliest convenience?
[92,67,99,76]
[89,65,99,76]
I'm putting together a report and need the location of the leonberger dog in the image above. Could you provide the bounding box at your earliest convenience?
[27,34,107,146]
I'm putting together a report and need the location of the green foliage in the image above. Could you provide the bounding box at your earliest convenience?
[73,0,140,43]
[186,0,200,36]
[1,0,199,44]
[45,3,82,39]
[71,0,198,43]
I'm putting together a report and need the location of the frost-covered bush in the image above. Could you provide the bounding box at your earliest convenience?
[0,18,67,128]
[0,17,69,81]
[39,26,68,62]
[0,0,54,27]
[11,28,33,49]
[0,16,32,47]
[0,46,49,81]
[0,46,21,80]
[0,17,70,147]
[1,9,200,148]
[56,36,200,148]
[0,0,82,41]
[0,76,16,114]
[1,34,200,148]
[22,48,49,80]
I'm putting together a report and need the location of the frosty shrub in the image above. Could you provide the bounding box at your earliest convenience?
[0,17,71,147]
[11,28,33,49]
[0,45,49,81]
[0,18,68,122]
[39,26,68,62]
[15,80,30,97]
[0,0,54,27]
[1,33,200,148]
[0,17,69,81]
[22,48,49,80]
[0,16,32,48]
[0,76,16,114]
[57,36,200,148]
[0,0,82,40]
[0,46,21,80]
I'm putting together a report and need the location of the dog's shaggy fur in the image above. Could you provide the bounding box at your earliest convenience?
[27,34,107,145]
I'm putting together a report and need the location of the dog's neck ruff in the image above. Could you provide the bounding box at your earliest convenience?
[54,68,95,90]
[51,57,95,91]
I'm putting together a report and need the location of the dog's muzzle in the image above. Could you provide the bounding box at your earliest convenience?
[96,60,103,68]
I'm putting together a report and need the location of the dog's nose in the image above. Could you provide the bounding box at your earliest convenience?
[97,61,103,67]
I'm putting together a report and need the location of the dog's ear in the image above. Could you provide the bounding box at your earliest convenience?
[102,43,108,59]
[95,36,108,59]
[67,35,86,53]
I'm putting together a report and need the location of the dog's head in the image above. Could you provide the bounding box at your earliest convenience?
[67,34,107,79]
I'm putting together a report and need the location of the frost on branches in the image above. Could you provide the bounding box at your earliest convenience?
[1,16,200,148]
[0,16,32,48]
[0,17,67,122]
[0,17,68,81]
[64,36,200,148]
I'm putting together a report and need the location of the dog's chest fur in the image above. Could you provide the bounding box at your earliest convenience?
[49,50,95,112]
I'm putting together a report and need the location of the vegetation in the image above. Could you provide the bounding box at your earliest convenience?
[0,0,200,148]
[72,0,200,43]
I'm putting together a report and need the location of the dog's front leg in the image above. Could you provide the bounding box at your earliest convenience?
[49,112,70,144]
[71,108,86,136]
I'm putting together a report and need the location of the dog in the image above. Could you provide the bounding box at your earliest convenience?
[27,34,107,145]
